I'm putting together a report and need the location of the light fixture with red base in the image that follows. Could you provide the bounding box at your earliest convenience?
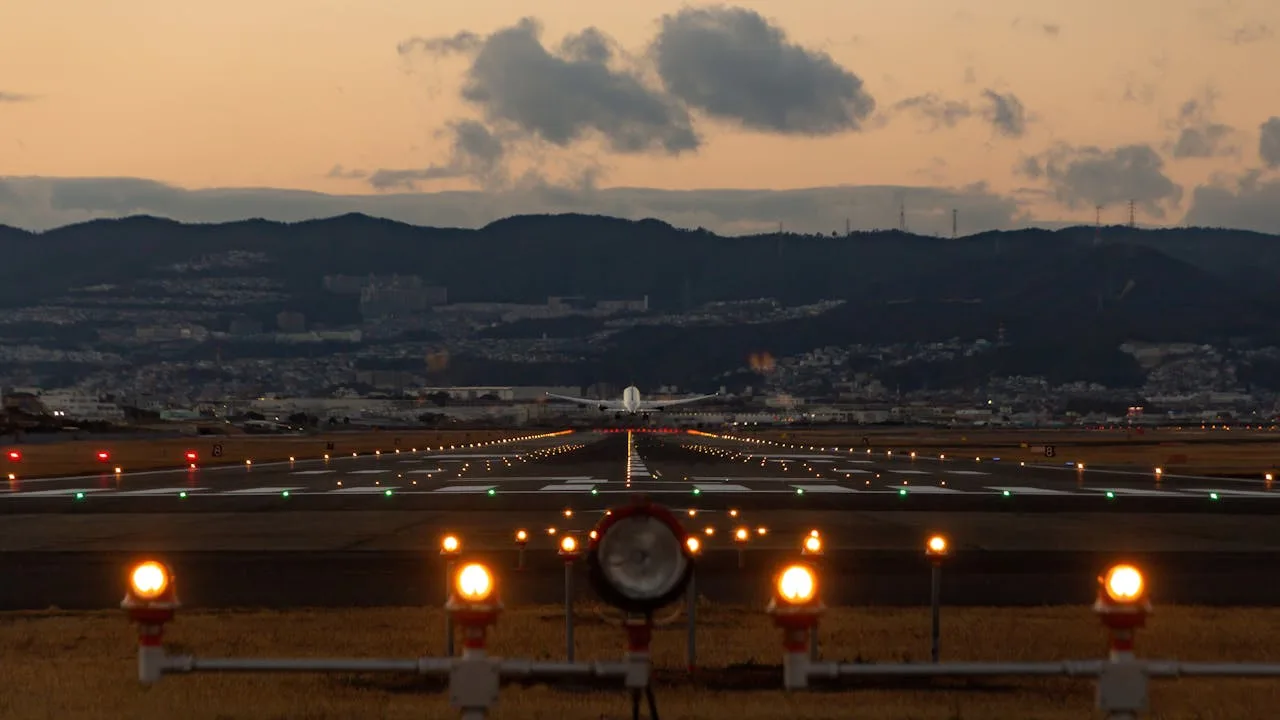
[446,562,503,717]
[766,563,824,690]
[121,560,180,685]
[1093,563,1151,718]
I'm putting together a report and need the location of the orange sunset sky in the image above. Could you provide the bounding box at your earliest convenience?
[2,0,1279,234]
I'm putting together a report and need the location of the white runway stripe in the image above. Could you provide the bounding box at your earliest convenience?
[111,487,206,496]
[1088,488,1181,496]
[329,486,399,494]
[348,470,388,475]
[291,470,334,475]
[694,483,750,491]
[432,485,495,493]
[834,468,874,474]
[897,485,961,493]
[793,485,858,493]
[539,484,595,491]
[889,470,931,475]
[986,486,1070,495]
[5,488,110,497]
[947,470,990,476]
[1183,488,1280,498]
[221,486,301,495]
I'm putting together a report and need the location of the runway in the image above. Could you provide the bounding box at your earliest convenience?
[1,431,1278,512]
[5,431,1280,610]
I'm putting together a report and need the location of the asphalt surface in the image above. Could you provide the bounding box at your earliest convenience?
[4,431,1280,610]
[3,430,1278,513]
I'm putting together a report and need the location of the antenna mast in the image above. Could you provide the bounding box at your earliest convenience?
[1094,205,1103,245]
[951,208,958,239]
[1128,200,1136,228]
[899,202,906,232]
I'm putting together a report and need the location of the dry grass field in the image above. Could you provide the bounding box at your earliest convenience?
[4,603,1279,719]
[736,427,1280,475]
[0,429,538,478]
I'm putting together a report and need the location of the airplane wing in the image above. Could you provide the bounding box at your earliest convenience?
[638,393,719,410]
[545,392,621,410]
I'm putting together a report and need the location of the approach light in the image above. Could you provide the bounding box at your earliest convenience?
[776,564,817,605]
[926,534,949,557]
[802,535,822,554]
[96,451,110,461]
[756,526,768,536]
[734,527,749,542]
[1102,564,1145,603]
[515,529,528,544]
[5,450,21,462]
[453,563,494,603]
[114,467,122,474]
[184,451,197,462]
[559,535,578,555]
[441,535,460,555]
[129,561,171,601]
[686,536,701,554]
[586,500,694,614]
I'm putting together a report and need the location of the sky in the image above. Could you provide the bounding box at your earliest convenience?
[3,0,1280,235]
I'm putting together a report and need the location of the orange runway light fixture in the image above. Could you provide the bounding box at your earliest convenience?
[440,535,461,556]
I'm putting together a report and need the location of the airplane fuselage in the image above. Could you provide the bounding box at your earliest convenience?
[621,385,642,413]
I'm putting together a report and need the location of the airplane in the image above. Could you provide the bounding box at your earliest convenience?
[544,385,718,416]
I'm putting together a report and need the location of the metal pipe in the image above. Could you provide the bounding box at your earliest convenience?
[686,569,697,672]
[811,661,1105,678]
[164,656,454,674]
[498,660,629,678]
[564,561,575,662]
[930,562,941,663]
[445,559,456,655]
[1150,662,1280,677]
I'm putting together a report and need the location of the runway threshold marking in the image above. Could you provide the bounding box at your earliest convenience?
[432,485,497,493]
[693,483,751,492]
[538,484,596,491]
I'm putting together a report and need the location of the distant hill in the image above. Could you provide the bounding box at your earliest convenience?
[3,212,1279,389]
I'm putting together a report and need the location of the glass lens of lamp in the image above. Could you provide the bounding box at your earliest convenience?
[597,515,688,601]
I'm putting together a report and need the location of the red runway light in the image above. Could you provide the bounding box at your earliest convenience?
[97,451,110,461]
[184,451,198,461]
[7,450,21,462]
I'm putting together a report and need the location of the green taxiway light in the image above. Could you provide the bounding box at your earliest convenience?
[74,492,85,500]
[1105,491,1115,499]
[796,487,804,495]
[487,488,496,496]
[1210,492,1219,500]
[1002,490,1011,497]
[179,491,187,499]
[282,490,290,498]
[590,488,598,495]
[898,488,907,496]
[692,488,701,495]
[384,489,393,497]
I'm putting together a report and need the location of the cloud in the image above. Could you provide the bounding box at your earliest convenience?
[0,176,1022,237]
[892,89,1026,137]
[1184,171,1280,232]
[649,6,875,134]
[1020,143,1183,218]
[1164,94,1235,159]
[1260,117,1280,168]
[326,165,366,180]
[1011,17,1061,37]
[368,119,507,191]
[893,93,972,129]
[0,92,34,103]
[981,90,1027,137]
[401,18,698,155]
[1229,21,1272,45]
